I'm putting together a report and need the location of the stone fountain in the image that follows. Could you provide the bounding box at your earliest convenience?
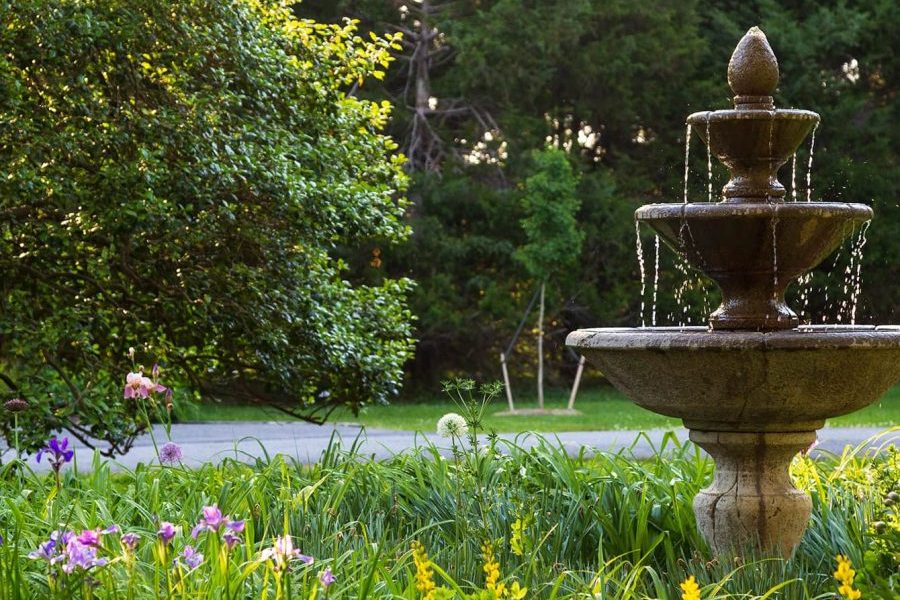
[566,27,900,558]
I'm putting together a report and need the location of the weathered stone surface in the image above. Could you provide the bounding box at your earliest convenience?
[567,326,900,432]
[636,202,872,331]
[690,431,814,558]
[728,27,779,100]
[685,109,818,202]
[567,325,900,556]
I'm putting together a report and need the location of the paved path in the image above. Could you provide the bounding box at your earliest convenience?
[4,422,896,472]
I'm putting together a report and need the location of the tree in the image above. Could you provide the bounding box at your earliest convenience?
[515,148,583,408]
[0,0,413,455]
[300,0,899,389]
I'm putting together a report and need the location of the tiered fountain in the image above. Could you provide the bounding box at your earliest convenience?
[567,27,900,558]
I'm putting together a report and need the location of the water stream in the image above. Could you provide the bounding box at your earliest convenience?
[790,153,798,201]
[683,124,692,203]
[806,123,818,202]
[706,119,713,202]
[822,245,845,323]
[635,220,646,327]
[652,236,660,326]
[839,221,870,324]
[797,272,813,322]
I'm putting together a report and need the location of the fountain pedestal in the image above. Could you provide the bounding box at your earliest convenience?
[690,430,814,557]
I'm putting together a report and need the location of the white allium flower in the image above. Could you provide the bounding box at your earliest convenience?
[519,465,527,478]
[436,413,468,438]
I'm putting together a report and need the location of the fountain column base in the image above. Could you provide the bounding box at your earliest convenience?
[689,430,814,558]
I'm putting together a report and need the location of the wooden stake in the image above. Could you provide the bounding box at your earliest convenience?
[537,280,545,409]
[500,352,515,412]
[567,355,587,410]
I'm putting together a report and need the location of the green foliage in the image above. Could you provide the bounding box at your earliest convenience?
[301,1,899,386]
[515,149,583,283]
[0,0,413,454]
[0,432,897,597]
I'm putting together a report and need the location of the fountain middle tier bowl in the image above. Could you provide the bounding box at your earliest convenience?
[637,202,873,330]
[637,202,872,280]
[566,325,900,432]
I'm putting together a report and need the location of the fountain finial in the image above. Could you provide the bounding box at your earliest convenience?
[728,26,779,110]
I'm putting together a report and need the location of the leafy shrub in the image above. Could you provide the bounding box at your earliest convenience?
[0,0,413,454]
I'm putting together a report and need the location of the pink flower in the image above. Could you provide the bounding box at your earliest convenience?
[260,535,312,571]
[76,529,101,547]
[124,372,153,399]
[123,369,173,401]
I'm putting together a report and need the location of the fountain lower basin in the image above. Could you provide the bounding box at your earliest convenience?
[567,325,900,432]
[567,324,900,556]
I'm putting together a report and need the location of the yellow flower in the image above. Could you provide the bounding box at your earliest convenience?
[834,555,862,599]
[510,518,528,557]
[508,580,527,599]
[680,575,701,600]
[481,541,502,594]
[411,541,436,600]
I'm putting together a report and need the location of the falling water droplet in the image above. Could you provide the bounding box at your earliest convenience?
[806,123,818,202]
[706,118,713,202]
[850,221,870,324]
[673,254,692,327]
[840,221,870,324]
[822,246,845,324]
[790,153,797,202]
[652,235,660,326]
[798,271,813,323]
[683,123,692,204]
[635,220,646,327]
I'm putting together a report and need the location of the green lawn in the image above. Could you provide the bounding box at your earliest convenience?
[179,384,900,432]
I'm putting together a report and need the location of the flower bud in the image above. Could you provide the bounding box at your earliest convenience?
[3,398,28,413]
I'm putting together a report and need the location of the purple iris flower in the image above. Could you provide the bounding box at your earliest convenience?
[227,520,245,533]
[30,531,107,573]
[120,532,140,551]
[319,567,336,588]
[28,538,58,561]
[36,437,74,470]
[29,530,75,563]
[220,519,246,549]
[299,554,314,565]
[175,545,204,570]
[157,522,177,544]
[223,532,241,549]
[191,505,241,539]
[61,539,107,573]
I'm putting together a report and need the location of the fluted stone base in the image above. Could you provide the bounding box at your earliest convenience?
[689,430,815,558]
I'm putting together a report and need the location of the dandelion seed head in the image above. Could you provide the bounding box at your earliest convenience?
[436,413,468,438]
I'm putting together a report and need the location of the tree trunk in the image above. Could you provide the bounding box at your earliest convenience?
[537,280,545,409]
